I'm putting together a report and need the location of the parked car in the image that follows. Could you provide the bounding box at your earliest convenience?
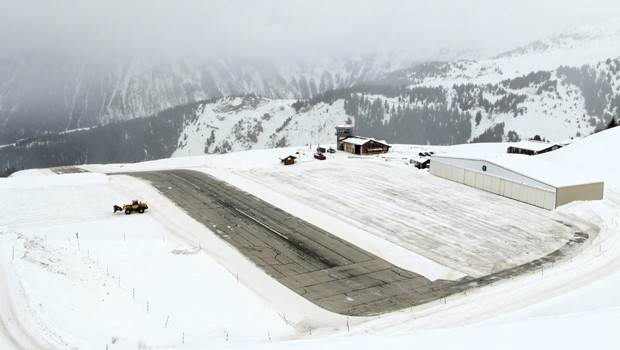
[314,152,326,160]
[327,147,336,154]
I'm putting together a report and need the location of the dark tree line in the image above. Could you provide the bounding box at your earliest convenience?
[385,105,472,145]
[343,90,471,145]
[501,71,552,90]
[557,65,612,117]
[471,123,505,143]
[557,62,618,132]
[0,101,205,176]
[451,83,527,116]
[602,117,618,131]
[372,61,460,86]
[0,166,17,177]
[292,85,408,112]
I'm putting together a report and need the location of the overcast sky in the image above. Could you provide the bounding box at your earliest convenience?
[1,0,619,61]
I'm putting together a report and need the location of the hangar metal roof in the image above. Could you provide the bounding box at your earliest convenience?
[432,154,603,188]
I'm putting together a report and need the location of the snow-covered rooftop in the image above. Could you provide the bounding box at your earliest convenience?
[411,156,430,164]
[507,140,560,152]
[341,137,390,146]
[432,153,603,188]
[341,137,369,146]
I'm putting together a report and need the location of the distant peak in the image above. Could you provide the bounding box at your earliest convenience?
[494,18,620,60]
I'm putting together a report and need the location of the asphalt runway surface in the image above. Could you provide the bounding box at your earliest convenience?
[125,169,589,316]
[50,166,89,174]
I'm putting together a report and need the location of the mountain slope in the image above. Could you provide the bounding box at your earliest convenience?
[2,21,620,174]
[2,52,620,176]
[376,19,620,87]
[0,95,352,173]
[0,54,408,144]
[172,95,350,157]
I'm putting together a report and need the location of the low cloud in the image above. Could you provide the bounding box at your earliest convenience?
[1,0,619,61]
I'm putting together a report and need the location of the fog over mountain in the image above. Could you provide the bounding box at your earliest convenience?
[1,0,620,162]
[2,0,619,61]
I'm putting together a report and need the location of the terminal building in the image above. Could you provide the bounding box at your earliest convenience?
[335,125,391,155]
[340,137,391,155]
[430,154,604,210]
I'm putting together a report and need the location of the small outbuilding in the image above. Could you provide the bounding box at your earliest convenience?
[410,157,430,169]
[430,154,603,210]
[340,137,391,155]
[506,140,562,155]
[280,155,297,165]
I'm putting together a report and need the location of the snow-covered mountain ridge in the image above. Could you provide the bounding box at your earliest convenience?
[377,19,620,87]
[0,53,409,144]
[172,95,350,157]
[184,52,620,155]
[3,20,620,147]
[2,21,620,174]
[2,52,619,174]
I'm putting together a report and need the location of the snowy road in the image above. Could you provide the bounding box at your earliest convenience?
[0,235,48,350]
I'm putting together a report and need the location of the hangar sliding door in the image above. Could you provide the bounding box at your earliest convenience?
[431,160,556,210]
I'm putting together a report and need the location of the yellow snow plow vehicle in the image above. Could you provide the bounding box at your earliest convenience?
[113,200,148,215]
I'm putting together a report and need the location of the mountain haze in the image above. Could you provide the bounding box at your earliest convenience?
[2,21,620,175]
[0,54,409,144]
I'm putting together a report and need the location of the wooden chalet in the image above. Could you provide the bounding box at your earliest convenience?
[280,155,297,165]
[340,137,391,155]
[506,141,562,156]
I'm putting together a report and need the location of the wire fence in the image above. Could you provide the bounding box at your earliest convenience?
[8,194,620,348]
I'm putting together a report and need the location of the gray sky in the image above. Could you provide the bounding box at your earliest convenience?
[1,0,619,61]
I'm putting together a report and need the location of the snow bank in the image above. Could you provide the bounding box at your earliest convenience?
[1,173,108,190]
[541,126,620,191]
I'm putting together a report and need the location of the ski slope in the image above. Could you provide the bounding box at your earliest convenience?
[0,128,619,349]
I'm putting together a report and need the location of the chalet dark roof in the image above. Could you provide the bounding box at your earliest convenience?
[507,141,560,152]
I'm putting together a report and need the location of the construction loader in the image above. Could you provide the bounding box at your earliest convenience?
[113,200,148,215]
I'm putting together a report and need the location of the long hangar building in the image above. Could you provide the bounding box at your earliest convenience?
[430,154,604,210]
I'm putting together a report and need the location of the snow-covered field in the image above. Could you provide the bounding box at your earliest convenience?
[1,128,619,349]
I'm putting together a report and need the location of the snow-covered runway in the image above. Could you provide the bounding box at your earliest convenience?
[227,157,585,278]
[0,129,619,349]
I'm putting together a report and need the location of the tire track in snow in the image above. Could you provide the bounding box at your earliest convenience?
[0,235,49,350]
[122,169,592,316]
[238,161,576,277]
